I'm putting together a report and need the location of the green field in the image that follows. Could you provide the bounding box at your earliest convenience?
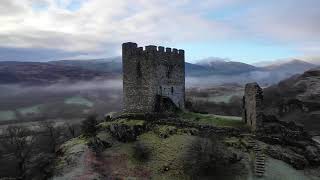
[64,96,94,107]
[0,110,16,121]
[208,91,244,103]
[18,105,43,116]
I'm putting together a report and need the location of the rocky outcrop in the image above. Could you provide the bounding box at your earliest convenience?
[305,145,320,165]
[263,67,320,133]
[257,115,320,168]
[257,115,311,146]
[108,119,147,142]
[153,118,241,136]
[0,61,114,85]
[266,145,308,170]
[87,137,112,153]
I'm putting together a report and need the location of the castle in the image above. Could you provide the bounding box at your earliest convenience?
[242,82,264,131]
[122,42,185,113]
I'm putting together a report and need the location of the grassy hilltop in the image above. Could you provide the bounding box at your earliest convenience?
[52,112,320,180]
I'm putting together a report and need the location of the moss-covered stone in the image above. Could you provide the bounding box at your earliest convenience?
[99,119,146,130]
[87,137,112,153]
[115,112,152,120]
[177,128,199,136]
[59,136,88,154]
[107,119,147,142]
[116,119,146,126]
[54,136,88,172]
[153,125,177,138]
[104,111,118,121]
[98,121,113,130]
[224,137,243,149]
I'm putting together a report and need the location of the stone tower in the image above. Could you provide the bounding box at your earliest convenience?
[122,42,185,113]
[242,82,263,131]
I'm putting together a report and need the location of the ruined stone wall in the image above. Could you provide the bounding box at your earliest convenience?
[242,82,263,131]
[122,42,185,113]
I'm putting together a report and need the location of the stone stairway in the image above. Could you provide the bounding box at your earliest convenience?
[248,139,266,177]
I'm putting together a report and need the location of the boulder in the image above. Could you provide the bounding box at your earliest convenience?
[109,119,146,142]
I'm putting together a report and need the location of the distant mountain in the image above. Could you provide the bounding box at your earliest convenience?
[256,59,317,84]
[265,59,316,72]
[196,58,260,75]
[0,61,116,85]
[50,57,122,73]
[50,57,261,76]
[185,62,212,76]
[52,58,216,77]
[0,58,316,86]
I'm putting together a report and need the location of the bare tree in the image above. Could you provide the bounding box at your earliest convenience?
[65,122,76,138]
[1,126,36,179]
[81,114,98,137]
[40,121,61,153]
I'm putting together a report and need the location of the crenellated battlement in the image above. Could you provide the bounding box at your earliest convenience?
[122,42,184,55]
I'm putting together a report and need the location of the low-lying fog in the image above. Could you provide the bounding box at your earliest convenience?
[186,70,291,88]
[0,79,122,98]
[0,76,248,123]
[0,79,124,123]
[1,69,290,123]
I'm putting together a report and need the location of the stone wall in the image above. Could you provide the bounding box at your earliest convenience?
[242,82,263,131]
[122,42,185,113]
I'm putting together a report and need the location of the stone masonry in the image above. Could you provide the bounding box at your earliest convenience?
[242,82,263,131]
[122,42,185,113]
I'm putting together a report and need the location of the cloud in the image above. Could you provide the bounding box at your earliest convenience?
[300,56,320,65]
[240,0,320,55]
[0,0,240,61]
[0,46,80,61]
[0,0,28,16]
[196,57,231,64]
[0,0,320,61]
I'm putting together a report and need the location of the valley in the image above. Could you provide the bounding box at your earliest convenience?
[0,58,319,180]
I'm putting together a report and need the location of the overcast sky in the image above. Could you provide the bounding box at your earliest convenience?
[0,0,320,64]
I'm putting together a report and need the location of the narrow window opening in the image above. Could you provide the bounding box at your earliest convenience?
[171,87,174,94]
[136,61,142,78]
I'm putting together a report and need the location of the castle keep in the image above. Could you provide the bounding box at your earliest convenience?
[122,42,185,113]
[242,82,264,131]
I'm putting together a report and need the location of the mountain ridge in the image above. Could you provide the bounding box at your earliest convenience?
[0,59,316,86]
[0,61,117,85]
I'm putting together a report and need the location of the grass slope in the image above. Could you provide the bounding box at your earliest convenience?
[180,112,244,128]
